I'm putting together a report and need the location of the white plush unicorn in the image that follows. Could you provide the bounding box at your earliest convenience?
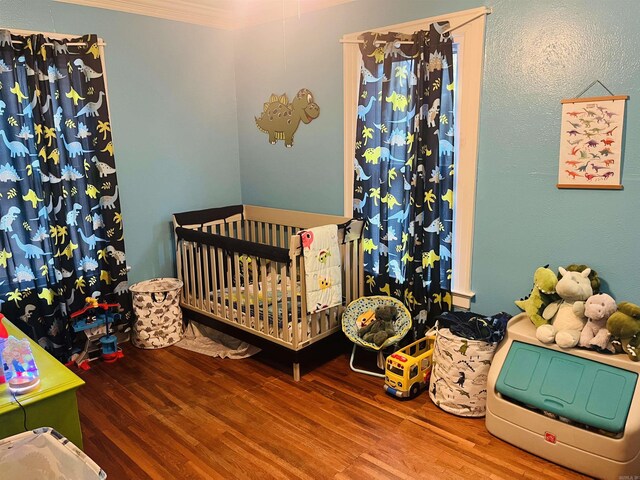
[536,267,593,348]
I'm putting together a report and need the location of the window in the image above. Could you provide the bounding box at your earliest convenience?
[342,7,490,308]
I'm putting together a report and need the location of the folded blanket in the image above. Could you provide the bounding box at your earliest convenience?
[298,225,342,314]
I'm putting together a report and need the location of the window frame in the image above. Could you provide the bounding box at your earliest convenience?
[341,7,489,309]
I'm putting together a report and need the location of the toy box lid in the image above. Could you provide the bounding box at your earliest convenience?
[496,341,637,433]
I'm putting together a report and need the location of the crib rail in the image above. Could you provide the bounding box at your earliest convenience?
[173,206,363,352]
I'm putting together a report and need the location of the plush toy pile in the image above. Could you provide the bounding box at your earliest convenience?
[357,305,398,346]
[515,264,640,361]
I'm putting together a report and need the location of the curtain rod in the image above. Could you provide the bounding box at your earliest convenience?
[1,27,106,47]
[339,10,489,45]
[10,39,106,47]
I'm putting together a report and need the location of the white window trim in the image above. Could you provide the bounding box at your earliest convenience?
[341,7,489,309]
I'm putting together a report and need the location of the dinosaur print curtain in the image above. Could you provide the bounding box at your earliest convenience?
[353,25,454,335]
[0,31,129,359]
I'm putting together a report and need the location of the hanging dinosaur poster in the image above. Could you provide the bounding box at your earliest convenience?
[255,89,319,147]
[557,95,628,189]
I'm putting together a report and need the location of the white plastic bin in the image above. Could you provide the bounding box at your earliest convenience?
[130,277,184,349]
[0,427,106,479]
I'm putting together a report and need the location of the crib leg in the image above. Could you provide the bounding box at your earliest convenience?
[293,362,301,382]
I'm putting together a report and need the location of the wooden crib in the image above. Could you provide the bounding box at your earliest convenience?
[173,205,364,380]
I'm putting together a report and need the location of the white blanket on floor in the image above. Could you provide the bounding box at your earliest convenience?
[298,224,342,314]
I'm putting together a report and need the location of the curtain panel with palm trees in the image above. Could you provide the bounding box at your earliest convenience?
[353,25,455,334]
[0,31,129,359]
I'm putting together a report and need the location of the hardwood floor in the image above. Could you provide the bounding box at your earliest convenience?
[76,344,588,479]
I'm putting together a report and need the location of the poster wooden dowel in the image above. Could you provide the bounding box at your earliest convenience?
[557,184,623,190]
[561,95,629,104]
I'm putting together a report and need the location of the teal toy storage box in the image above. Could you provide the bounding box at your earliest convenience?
[486,314,640,479]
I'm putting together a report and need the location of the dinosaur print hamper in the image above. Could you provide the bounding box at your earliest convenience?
[429,328,497,417]
[130,278,184,349]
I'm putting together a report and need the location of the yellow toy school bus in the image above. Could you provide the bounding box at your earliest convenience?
[384,335,436,398]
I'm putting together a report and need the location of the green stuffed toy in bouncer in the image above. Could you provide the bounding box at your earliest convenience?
[358,305,397,346]
[515,265,559,328]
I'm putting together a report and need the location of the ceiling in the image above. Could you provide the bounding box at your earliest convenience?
[54,0,356,29]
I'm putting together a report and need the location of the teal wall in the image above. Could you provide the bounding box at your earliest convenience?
[234,0,640,314]
[2,0,242,283]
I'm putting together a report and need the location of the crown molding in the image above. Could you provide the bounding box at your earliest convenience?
[54,0,356,30]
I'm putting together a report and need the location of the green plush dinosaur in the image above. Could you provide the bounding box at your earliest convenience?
[515,265,559,328]
[607,301,640,361]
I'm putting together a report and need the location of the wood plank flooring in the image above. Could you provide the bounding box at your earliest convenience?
[76,344,588,479]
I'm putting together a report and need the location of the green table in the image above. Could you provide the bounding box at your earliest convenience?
[0,320,85,448]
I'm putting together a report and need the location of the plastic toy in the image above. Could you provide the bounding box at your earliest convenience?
[2,335,40,395]
[384,335,436,398]
[70,298,123,369]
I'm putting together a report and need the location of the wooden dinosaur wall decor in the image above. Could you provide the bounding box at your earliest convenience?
[255,89,320,147]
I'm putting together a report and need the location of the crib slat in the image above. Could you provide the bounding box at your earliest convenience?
[252,258,260,333]
[324,309,330,334]
[247,220,253,242]
[176,238,183,287]
[233,252,243,326]
[299,256,308,341]
[188,242,197,307]
[202,245,211,313]
[180,240,189,304]
[352,240,357,298]
[226,253,235,323]
[217,248,227,319]
[243,256,251,327]
[279,225,285,248]
[324,310,330,334]
[280,263,290,343]
[270,224,277,247]
[210,246,218,315]
[330,306,338,330]
[257,221,264,244]
[344,241,352,304]
[260,261,268,337]
[271,261,279,339]
[290,251,299,348]
[196,244,205,310]
[311,313,318,338]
